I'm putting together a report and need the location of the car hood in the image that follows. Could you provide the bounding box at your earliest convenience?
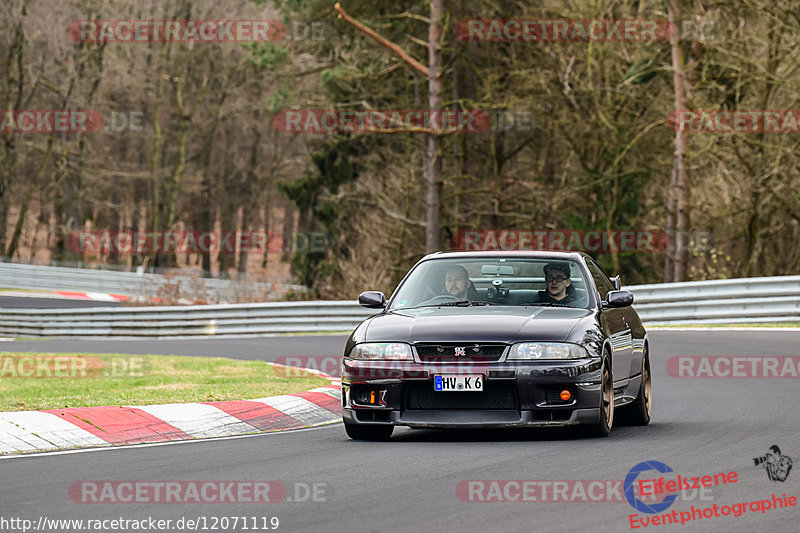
[365,306,592,344]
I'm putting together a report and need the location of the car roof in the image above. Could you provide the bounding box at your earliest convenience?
[419,250,590,262]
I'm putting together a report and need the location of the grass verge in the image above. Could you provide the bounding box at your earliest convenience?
[0,352,331,411]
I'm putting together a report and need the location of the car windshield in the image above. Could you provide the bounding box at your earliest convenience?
[389,257,591,310]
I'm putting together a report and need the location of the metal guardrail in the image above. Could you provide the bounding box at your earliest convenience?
[0,261,304,303]
[0,301,375,338]
[627,275,800,324]
[0,274,798,337]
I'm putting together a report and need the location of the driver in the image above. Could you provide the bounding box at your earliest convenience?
[537,262,579,305]
[444,265,480,301]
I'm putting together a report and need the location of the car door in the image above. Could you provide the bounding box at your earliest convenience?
[585,259,633,385]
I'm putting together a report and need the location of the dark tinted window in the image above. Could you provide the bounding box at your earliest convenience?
[585,259,615,300]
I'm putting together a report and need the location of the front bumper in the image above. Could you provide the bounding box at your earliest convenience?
[343,407,601,428]
[342,356,603,429]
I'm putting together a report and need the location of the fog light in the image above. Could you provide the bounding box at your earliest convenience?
[559,390,572,401]
[354,388,385,406]
[355,390,369,403]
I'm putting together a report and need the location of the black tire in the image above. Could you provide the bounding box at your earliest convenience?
[344,421,393,441]
[587,353,614,437]
[618,345,652,426]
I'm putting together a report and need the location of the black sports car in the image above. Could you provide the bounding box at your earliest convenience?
[341,251,651,439]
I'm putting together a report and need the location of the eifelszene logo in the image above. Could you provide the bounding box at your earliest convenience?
[753,445,793,482]
[625,461,678,514]
[625,460,740,528]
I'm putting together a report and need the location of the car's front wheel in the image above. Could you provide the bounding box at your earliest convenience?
[344,421,393,441]
[588,353,614,437]
[618,345,652,426]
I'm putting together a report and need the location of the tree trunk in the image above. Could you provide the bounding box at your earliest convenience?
[663,166,676,282]
[1,3,27,254]
[424,0,443,253]
[240,119,262,276]
[198,93,226,277]
[5,138,53,258]
[668,0,689,281]
[218,129,235,279]
[148,39,168,270]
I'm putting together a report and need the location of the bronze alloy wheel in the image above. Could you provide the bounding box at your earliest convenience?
[601,357,614,430]
[643,348,652,417]
[588,353,614,437]
[618,345,652,426]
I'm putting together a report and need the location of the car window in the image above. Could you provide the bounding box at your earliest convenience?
[389,257,590,310]
[585,258,615,300]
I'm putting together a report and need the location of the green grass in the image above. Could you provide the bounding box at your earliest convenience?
[0,352,330,411]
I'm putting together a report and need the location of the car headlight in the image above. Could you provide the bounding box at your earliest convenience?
[508,342,588,360]
[347,342,413,360]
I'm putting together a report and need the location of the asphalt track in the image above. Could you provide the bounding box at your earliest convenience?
[1,331,799,533]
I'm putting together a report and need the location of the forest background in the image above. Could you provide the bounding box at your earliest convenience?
[2,0,799,299]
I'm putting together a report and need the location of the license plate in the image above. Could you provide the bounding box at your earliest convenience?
[434,375,483,392]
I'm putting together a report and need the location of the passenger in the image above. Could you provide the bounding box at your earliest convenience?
[537,262,579,305]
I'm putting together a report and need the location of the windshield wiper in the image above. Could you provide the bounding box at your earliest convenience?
[437,300,493,307]
[521,301,568,307]
[404,300,494,309]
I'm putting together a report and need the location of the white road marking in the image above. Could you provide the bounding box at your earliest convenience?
[250,395,338,426]
[134,403,260,438]
[0,411,108,454]
[0,422,341,460]
[307,387,341,399]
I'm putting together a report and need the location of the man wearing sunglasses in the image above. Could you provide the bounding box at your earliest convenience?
[537,262,579,306]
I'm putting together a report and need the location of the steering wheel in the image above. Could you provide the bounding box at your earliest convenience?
[419,294,460,305]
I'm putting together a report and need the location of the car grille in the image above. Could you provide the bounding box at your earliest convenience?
[404,381,517,410]
[415,343,506,362]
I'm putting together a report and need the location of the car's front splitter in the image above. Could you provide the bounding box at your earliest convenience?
[342,407,601,428]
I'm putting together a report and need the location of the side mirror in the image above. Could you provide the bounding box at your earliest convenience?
[611,275,621,290]
[602,290,634,309]
[358,291,387,309]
